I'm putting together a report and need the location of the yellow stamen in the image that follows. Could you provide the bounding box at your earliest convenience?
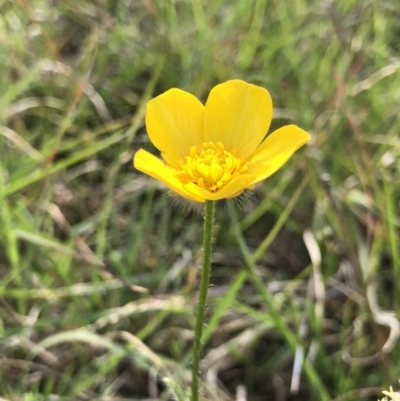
[174,142,248,192]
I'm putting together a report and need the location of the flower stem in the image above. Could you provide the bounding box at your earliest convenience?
[191,200,215,401]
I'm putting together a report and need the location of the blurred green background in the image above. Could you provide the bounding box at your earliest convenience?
[1,0,400,400]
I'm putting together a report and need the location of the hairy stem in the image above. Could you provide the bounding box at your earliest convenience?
[191,200,215,401]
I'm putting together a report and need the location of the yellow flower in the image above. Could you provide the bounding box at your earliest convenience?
[381,386,400,401]
[134,80,310,203]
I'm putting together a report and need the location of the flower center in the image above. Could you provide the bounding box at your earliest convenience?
[174,142,248,192]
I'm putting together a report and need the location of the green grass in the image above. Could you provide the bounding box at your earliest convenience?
[1,0,400,400]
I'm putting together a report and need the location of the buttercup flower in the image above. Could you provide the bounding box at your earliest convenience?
[134,80,310,202]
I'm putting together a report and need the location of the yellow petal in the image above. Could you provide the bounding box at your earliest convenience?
[204,80,272,160]
[134,149,205,202]
[183,174,256,201]
[146,88,205,167]
[247,125,310,184]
